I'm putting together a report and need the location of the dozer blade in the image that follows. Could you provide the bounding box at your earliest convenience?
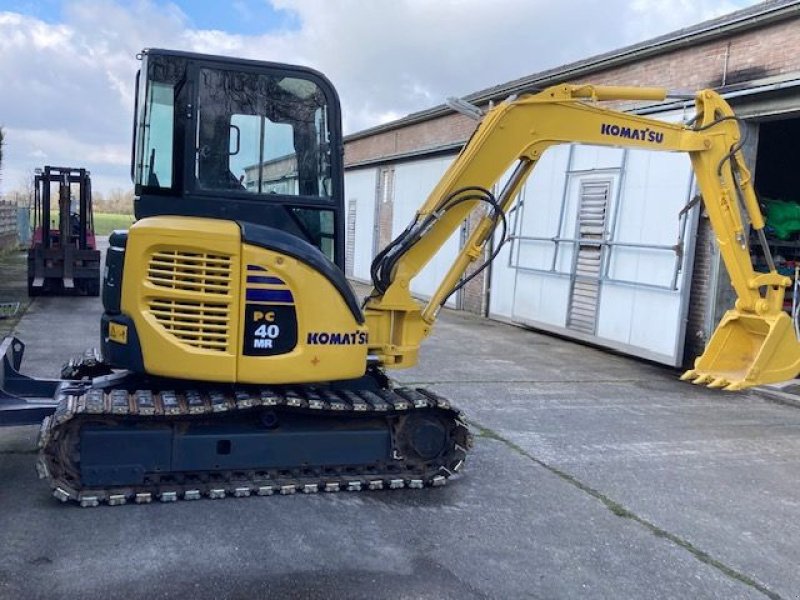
[682,309,800,391]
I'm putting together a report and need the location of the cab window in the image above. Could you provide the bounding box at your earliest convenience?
[195,68,332,198]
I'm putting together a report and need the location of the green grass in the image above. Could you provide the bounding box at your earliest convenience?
[36,211,134,236]
[93,213,134,236]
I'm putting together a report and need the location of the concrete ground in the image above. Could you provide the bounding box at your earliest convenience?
[2,248,800,598]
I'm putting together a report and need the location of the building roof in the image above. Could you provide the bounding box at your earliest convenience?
[345,0,800,142]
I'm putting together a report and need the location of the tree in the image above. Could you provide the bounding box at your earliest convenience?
[94,188,134,214]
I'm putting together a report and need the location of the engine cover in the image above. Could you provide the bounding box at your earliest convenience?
[105,216,369,384]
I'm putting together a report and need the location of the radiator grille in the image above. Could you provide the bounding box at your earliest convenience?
[147,250,232,295]
[146,249,233,352]
[148,298,230,351]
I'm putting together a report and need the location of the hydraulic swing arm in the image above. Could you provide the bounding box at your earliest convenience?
[364,83,800,391]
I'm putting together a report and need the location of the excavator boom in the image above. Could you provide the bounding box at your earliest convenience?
[364,84,800,391]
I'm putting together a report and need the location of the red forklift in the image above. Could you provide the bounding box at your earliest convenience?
[28,166,101,296]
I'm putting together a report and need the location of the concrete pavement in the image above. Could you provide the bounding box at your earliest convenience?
[1,261,799,598]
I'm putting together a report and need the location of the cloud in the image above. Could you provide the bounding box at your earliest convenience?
[8,128,130,165]
[0,0,758,194]
[0,2,188,193]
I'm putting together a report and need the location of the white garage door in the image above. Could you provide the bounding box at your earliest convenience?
[393,156,461,308]
[490,142,699,366]
[343,167,378,281]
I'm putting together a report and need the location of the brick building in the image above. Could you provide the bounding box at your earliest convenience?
[342,0,800,366]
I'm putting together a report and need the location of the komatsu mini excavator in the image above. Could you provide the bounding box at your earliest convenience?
[0,48,799,506]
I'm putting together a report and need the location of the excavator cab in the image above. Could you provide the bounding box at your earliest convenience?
[99,49,371,384]
[131,48,344,265]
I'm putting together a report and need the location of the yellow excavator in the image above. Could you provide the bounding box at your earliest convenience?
[0,49,798,506]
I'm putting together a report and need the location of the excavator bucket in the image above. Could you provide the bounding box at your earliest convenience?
[682,309,800,391]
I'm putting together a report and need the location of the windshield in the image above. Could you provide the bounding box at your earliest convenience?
[195,67,332,198]
[131,53,341,263]
[133,54,186,190]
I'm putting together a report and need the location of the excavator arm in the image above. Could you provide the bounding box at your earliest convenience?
[364,83,800,390]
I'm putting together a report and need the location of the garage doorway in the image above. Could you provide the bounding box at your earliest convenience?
[753,115,800,314]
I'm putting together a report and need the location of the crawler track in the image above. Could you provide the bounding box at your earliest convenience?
[37,382,472,506]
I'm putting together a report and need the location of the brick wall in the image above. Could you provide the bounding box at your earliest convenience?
[461,205,489,314]
[346,113,476,167]
[576,19,800,91]
[685,215,715,362]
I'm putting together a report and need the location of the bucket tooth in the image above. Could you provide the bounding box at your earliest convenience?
[706,377,730,389]
[723,381,747,392]
[692,374,715,385]
[680,369,698,382]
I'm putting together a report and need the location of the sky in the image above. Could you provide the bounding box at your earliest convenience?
[0,0,762,195]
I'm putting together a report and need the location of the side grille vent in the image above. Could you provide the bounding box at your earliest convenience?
[148,299,230,351]
[146,249,233,352]
[148,251,232,295]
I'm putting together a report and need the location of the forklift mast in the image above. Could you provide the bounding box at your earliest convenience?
[32,166,95,252]
[28,166,100,296]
